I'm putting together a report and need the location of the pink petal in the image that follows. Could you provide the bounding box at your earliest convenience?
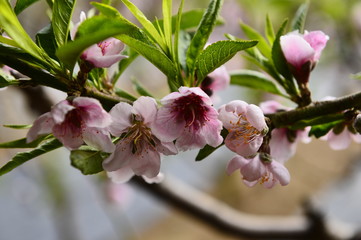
[267,161,290,186]
[51,100,74,124]
[101,38,125,55]
[142,172,165,184]
[259,100,285,114]
[102,140,134,171]
[226,155,248,175]
[175,128,207,151]
[218,105,240,130]
[245,104,267,132]
[73,97,112,128]
[224,100,248,114]
[200,108,223,147]
[207,65,230,91]
[327,130,352,150]
[52,123,84,150]
[269,128,296,164]
[26,112,54,143]
[152,106,184,142]
[130,142,161,178]
[225,132,263,157]
[240,157,266,182]
[280,33,315,68]
[180,87,213,106]
[82,127,115,153]
[303,31,329,61]
[107,165,135,183]
[109,102,133,136]
[85,54,127,68]
[132,96,158,125]
[156,141,178,156]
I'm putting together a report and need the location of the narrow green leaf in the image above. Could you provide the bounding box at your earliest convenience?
[271,19,293,81]
[114,88,137,101]
[14,0,40,15]
[56,15,137,70]
[132,79,153,97]
[0,138,62,176]
[163,0,173,52]
[0,0,52,64]
[52,0,76,47]
[121,0,166,50]
[156,9,224,33]
[0,35,19,48]
[70,149,108,175]
[265,14,275,44]
[230,69,286,97]
[290,113,344,130]
[195,40,258,82]
[309,120,343,138]
[36,24,57,60]
[0,135,50,148]
[91,2,120,17]
[291,1,309,33]
[186,0,223,75]
[118,34,178,88]
[3,124,32,129]
[240,21,271,59]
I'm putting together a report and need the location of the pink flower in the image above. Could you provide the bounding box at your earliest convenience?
[218,100,268,158]
[322,126,361,150]
[201,65,230,99]
[260,100,311,163]
[226,155,290,188]
[280,30,329,83]
[152,87,223,151]
[26,97,114,152]
[81,38,127,68]
[102,96,177,179]
[72,12,127,68]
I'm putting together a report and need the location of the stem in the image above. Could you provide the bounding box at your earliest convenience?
[267,91,361,128]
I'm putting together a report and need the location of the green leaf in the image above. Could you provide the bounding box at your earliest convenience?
[195,40,258,82]
[291,1,309,33]
[230,69,286,97]
[3,124,32,129]
[91,2,120,17]
[114,88,137,101]
[118,34,178,90]
[156,9,224,33]
[70,149,108,175]
[0,75,19,88]
[271,19,293,81]
[0,0,53,65]
[120,0,166,51]
[162,0,173,52]
[56,15,138,70]
[290,114,344,130]
[36,24,57,60]
[0,138,62,176]
[14,0,40,15]
[309,120,343,138]
[0,135,51,148]
[52,0,76,47]
[265,14,275,44]
[132,78,153,97]
[240,21,271,59]
[186,0,223,75]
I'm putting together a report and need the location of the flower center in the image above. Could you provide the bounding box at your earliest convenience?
[229,114,262,143]
[172,93,209,130]
[125,117,156,154]
[98,40,111,55]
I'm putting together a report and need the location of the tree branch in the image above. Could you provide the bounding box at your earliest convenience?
[267,91,361,128]
[131,176,355,239]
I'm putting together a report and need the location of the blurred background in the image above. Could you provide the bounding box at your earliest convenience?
[2,0,361,239]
